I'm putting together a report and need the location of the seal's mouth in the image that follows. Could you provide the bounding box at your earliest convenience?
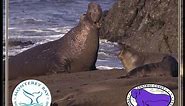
[82,13,102,29]
[95,22,101,29]
[95,13,103,28]
[94,14,102,29]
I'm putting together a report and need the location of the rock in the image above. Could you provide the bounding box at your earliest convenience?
[99,0,178,54]
[8,40,34,47]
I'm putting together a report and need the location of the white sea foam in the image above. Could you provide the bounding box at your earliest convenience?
[47,26,72,33]
[97,66,123,70]
[8,34,64,39]
[8,27,17,30]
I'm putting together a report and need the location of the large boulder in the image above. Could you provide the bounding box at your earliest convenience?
[99,0,178,54]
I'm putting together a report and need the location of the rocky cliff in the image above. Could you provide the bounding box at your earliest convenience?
[99,0,178,54]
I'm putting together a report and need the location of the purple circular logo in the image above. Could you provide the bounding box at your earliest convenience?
[126,84,175,106]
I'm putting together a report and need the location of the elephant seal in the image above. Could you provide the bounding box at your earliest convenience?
[117,43,177,73]
[9,2,102,80]
[118,55,178,78]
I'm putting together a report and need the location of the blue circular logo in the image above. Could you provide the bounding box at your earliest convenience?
[126,84,175,106]
[12,79,52,106]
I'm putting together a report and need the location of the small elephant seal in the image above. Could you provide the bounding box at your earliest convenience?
[118,55,178,78]
[117,43,177,73]
[9,2,102,80]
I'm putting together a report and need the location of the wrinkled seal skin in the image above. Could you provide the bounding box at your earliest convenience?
[9,2,102,80]
[118,55,178,78]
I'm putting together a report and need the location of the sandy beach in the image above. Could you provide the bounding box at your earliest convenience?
[9,69,178,106]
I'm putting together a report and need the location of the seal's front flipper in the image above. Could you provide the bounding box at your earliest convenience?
[63,58,72,73]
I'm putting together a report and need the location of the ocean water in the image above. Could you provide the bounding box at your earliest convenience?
[8,0,123,69]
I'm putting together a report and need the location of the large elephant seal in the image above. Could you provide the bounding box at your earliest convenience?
[9,2,103,80]
[117,43,177,73]
[118,55,178,78]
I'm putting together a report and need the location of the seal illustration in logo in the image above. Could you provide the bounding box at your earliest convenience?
[12,79,51,106]
[126,84,175,106]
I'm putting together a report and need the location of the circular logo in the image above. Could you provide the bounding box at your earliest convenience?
[12,79,52,106]
[126,84,175,106]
